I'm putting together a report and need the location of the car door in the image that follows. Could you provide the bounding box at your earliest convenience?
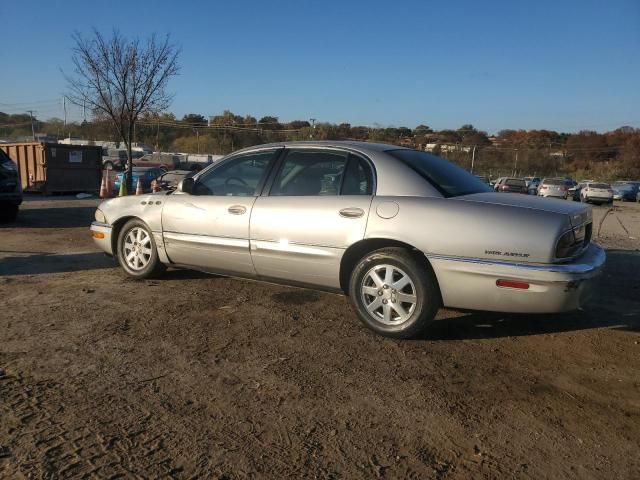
[250,148,374,289]
[161,149,280,275]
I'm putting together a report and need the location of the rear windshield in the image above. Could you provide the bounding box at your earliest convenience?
[387,149,492,197]
[542,178,563,185]
[505,178,525,186]
[590,183,610,189]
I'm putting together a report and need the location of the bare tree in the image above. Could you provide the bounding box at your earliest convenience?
[66,29,180,192]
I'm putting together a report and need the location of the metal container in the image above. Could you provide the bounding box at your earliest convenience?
[0,142,103,194]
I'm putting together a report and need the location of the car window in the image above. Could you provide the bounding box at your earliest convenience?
[270,149,349,196]
[387,149,492,197]
[542,178,563,185]
[505,178,525,186]
[194,150,276,196]
[590,183,610,189]
[341,155,373,195]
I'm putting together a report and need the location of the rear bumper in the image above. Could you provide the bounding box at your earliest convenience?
[428,243,606,313]
[587,195,613,203]
[90,222,114,256]
[0,194,22,206]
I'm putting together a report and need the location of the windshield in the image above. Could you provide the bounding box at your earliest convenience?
[542,178,563,185]
[387,149,492,197]
[590,183,610,189]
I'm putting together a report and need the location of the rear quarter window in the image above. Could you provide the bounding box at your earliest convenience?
[387,149,492,197]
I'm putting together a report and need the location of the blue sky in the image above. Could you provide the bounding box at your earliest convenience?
[1,0,639,133]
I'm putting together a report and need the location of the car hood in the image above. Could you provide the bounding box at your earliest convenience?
[454,192,586,216]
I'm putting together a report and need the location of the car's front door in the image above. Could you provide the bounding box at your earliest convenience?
[250,148,374,289]
[162,149,280,275]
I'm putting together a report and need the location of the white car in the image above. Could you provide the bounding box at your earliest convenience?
[580,183,613,205]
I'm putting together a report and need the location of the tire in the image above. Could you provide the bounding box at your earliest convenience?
[117,219,166,279]
[348,247,440,339]
[581,195,587,203]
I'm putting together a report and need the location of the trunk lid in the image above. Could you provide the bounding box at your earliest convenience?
[455,191,589,219]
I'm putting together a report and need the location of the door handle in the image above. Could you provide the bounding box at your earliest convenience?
[339,207,364,218]
[228,205,247,215]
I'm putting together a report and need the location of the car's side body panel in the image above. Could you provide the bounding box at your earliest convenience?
[161,194,257,275]
[365,195,570,264]
[250,195,373,288]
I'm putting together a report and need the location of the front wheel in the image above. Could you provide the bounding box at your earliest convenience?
[348,248,440,339]
[117,219,166,279]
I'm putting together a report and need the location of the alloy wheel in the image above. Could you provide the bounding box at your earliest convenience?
[361,264,417,325]
[123,227,152,271]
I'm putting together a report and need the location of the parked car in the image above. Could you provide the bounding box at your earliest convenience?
[135,153,182,170]
[113,167,165,193]
[538,178,569,199]
[492,177,505,190]
[102,148,128,170]
[0,148,22,222]
[156,170,197,191]
[611,181,640,201]
[494,177,528,194]
[91,142,605,339]
[580,182,613,205]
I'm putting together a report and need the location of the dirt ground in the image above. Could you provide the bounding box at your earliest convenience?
[1,196,639,479]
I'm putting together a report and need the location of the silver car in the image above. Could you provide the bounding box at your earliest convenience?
[538,178,569,199]
[91,142,605,338]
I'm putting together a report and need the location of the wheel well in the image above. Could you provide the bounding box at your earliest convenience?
[110,216,136,255]
[339,238,440,300]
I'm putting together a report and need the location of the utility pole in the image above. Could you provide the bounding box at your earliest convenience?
[310,118,316,139]
[63,96,67,139]
[470,145,476,174]
[196,128,200,154]
[27,110,36,141]
[513,149,518,176]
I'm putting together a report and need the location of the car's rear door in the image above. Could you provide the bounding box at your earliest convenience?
[161,148,280,275]
[250,148,374,289]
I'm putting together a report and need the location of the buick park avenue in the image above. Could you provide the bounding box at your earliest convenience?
[91,142,605,338]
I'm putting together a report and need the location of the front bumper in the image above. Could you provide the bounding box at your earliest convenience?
[90,222,114,256]
[428,243,606,313]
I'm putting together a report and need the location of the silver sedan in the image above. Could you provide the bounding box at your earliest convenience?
[91,141,605,338]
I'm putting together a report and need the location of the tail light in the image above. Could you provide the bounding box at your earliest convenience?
[560,186,567,192]
[541,185,548,189]
[497,279,530,290]
[556,220,592,259]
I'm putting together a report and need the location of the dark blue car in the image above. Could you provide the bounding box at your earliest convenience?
[113,167,164,193]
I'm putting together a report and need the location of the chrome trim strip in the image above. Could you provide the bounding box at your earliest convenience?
[250,239,337,257]
[163,232,248,248]
[90,221,112,229]
[427,244,605,275]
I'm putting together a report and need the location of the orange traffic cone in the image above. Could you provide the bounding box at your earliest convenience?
[99,174,107,198]
[151,179,159,193]
[105,170,113,196]
[135,177,143,195]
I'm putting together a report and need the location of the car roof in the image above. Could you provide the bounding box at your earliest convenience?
[228,140,409,156]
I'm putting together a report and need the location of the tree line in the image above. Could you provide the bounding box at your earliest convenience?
[1,110,639,180]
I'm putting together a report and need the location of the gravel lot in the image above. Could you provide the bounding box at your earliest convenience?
[1,197,639,479]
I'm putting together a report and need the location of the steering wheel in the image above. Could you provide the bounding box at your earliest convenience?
[225,176,250,187]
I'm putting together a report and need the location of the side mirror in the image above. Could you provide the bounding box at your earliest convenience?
[178,177,195,194]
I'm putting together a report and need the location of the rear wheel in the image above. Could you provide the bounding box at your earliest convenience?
[117,219,166,279]
[348,248,440,339]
